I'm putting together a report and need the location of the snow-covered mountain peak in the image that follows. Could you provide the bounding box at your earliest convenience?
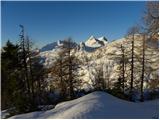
[89,35,96,39]
[98,36,107,40]
[85,35,108,48]
[85,36,98,47]
[98,36,108,42]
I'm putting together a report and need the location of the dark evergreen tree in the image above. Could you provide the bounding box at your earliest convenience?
[1,40,19,110]
[2,26,47,116]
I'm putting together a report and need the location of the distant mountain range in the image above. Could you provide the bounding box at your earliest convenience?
[40,36,108,52]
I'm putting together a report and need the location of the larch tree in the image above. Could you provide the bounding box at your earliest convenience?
[127,25,140,101]
[50,38,81,100]
[62,38,81,99]
[143,1,159,40]
[140,33,146,102]
[121,44,125,93]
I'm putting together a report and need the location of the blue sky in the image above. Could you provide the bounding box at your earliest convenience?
[1,1,146,48]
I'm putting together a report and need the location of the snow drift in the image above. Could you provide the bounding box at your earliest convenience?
[9,91,158,119]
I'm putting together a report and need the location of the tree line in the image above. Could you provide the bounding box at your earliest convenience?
[106,1,158,101]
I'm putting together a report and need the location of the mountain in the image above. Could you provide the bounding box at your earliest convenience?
[40,42,58,52]
[38,35,159,92]
[40,40,78,52]
[40,36,108,53]
[77,36,108,52]
[98,36,108,43]
[9,91,158,119]
[85,35,108,48]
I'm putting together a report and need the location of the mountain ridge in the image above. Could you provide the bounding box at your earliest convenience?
[40,36,108,52]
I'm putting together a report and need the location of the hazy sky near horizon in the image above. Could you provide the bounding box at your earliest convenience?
[2,1,146,48]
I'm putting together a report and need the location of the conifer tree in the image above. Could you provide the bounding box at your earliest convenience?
[1,40,19,110]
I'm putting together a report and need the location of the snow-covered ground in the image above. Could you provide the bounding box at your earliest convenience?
[1,109,10,119]
[8,91,159,119]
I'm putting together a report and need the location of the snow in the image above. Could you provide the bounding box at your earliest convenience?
[85,36,108,48]
[1,109,10,119]
[9,91,159,119]
[38,35,158,92]
[98,36,108,44]
[40,42,58,52]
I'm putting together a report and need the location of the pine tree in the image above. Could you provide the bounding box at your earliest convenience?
[1,40,19,110]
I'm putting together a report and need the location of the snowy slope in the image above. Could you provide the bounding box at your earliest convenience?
[38,35,159,91]
[9,91,158,119]
[40,42,58,52]
[76,35,158,89]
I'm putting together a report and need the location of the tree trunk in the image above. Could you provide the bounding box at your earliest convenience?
[130,34,134,101]
[140,34,145,102]
[121,44,125,93]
